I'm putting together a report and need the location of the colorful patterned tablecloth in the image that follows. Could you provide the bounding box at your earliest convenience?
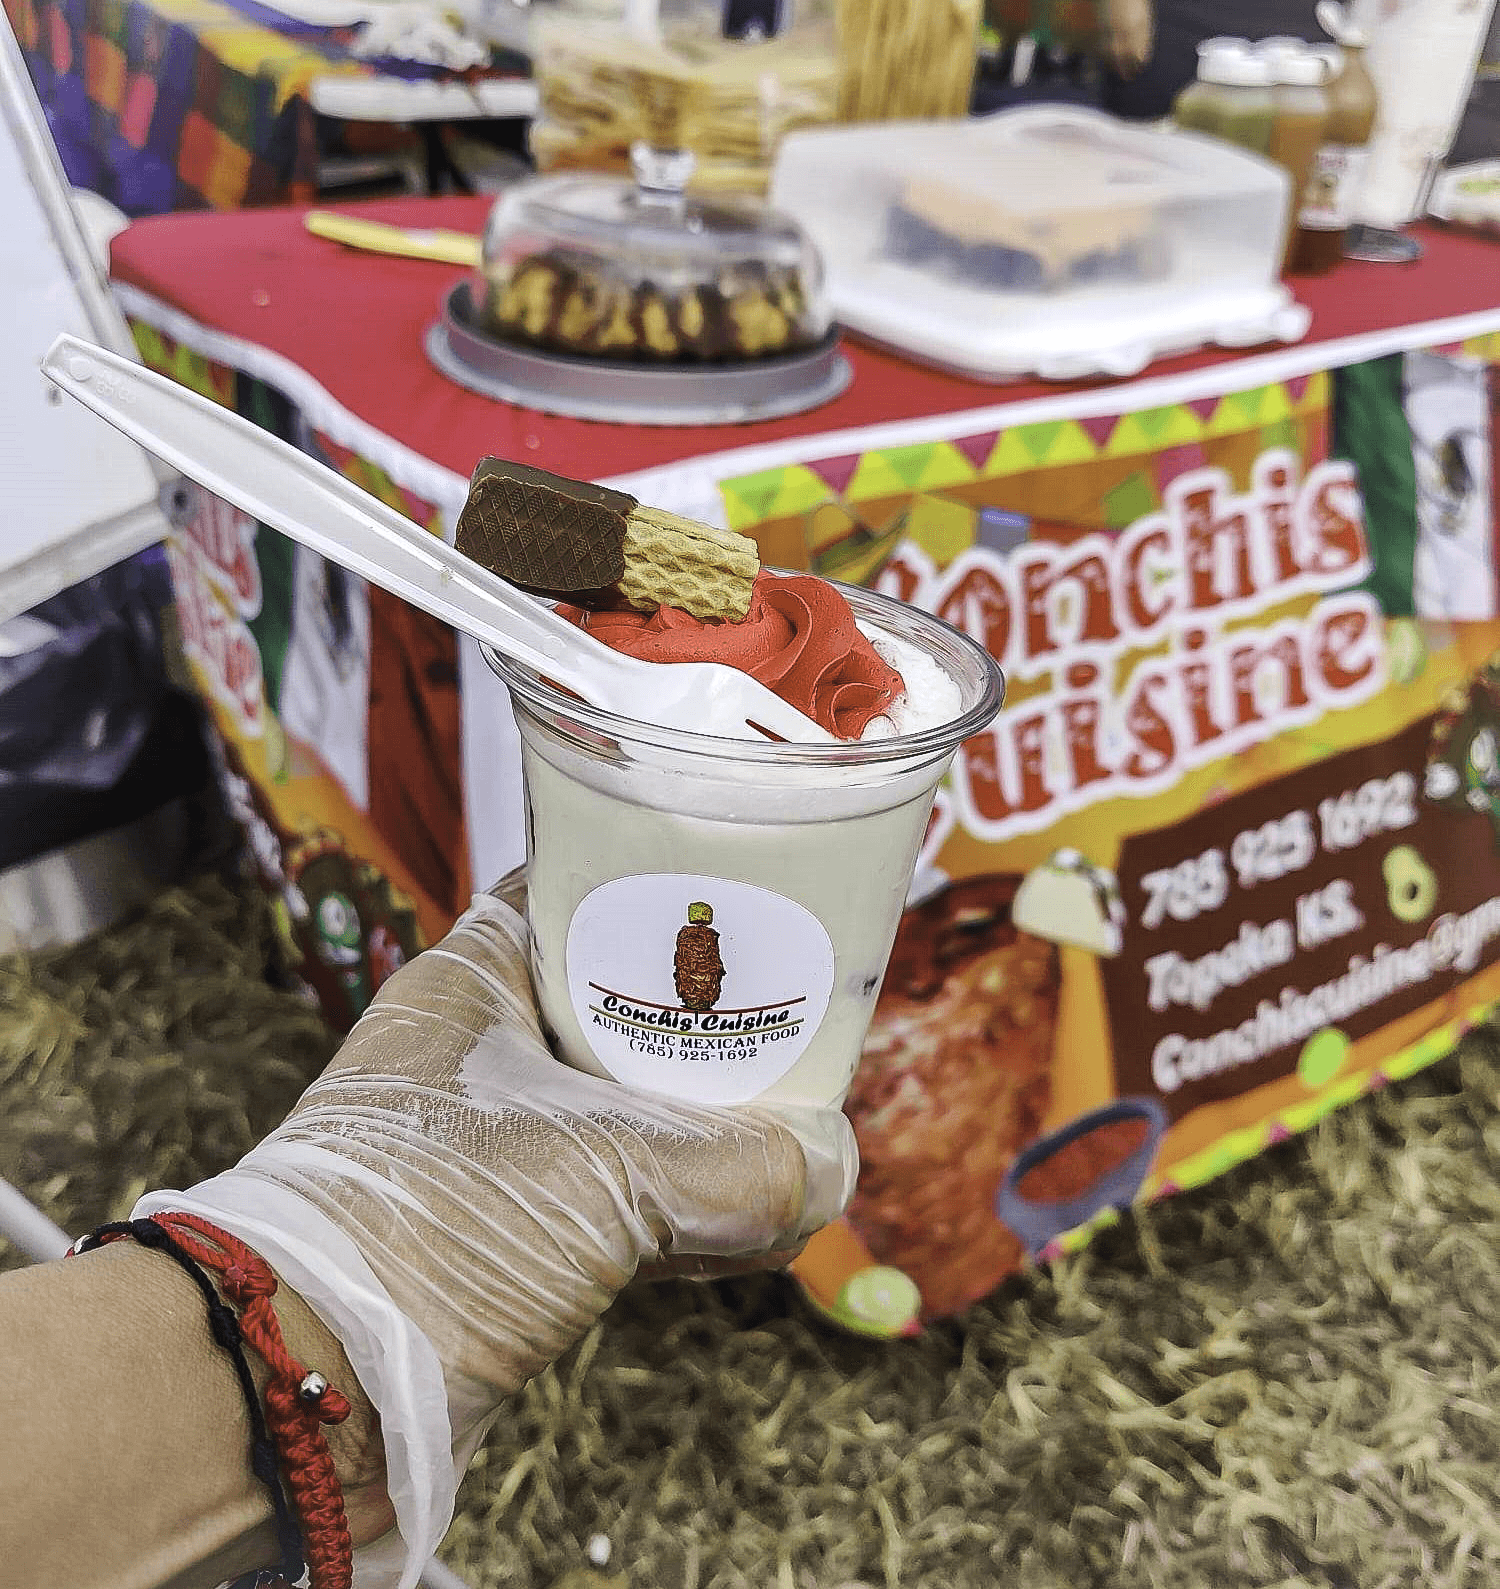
[3,0,526,213]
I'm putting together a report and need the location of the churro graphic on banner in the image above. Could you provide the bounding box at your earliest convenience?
[716,354,1500,1334]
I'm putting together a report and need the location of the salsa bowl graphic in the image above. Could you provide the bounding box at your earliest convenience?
[995,1097,1169,1257]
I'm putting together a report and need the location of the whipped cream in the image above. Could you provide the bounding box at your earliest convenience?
[858,623,964,740]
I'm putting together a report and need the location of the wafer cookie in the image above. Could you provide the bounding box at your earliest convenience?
[455,458,760,622]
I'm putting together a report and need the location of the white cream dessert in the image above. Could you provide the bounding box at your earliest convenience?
[859,624,963,740]
[504,582,1000,1109]
[454,456,1002,1108]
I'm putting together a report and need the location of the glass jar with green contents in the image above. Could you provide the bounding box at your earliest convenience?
[1172,41,1275,158]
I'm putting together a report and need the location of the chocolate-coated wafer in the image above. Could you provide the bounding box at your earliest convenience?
[456,458,637,593]
[456,458,760,622]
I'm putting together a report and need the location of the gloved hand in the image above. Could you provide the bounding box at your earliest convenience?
[137,879,857,1588]
[1101,0,1154,77]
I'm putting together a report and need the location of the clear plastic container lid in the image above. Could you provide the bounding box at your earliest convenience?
[476,143,830,362]
[771,107,1307,382]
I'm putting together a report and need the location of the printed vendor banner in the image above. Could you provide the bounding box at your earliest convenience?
[129,318,468,1029]
[722,352,1500,1334]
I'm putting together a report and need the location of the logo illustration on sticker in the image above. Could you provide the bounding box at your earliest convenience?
[674,901,725,1011]
[565,874,838,1104]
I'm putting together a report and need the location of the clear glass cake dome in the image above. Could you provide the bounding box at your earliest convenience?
[475,142,830,363]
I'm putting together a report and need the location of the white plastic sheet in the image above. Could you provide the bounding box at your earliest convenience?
[0,17,166,623]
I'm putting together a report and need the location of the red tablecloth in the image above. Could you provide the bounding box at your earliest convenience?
[109,196,1500,486]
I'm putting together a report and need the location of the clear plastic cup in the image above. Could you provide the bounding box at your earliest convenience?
[484,580,1003,1107]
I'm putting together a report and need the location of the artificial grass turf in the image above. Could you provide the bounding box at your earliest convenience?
[3,873,1499,1588]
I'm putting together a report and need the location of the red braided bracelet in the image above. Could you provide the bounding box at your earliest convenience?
[148,1213,357,1589]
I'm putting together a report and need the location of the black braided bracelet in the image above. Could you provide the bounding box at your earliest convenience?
[72,1219,307,1589]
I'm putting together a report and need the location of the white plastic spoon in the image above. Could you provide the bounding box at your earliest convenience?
[42,334,833,744]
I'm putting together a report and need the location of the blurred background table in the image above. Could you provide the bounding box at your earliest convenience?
[102,193,1500,951]
[106,194,1500,524]
[2,0,534,213]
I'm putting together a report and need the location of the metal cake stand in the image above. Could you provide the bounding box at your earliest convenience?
[426,282,852,427]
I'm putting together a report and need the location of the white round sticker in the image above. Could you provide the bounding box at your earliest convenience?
[564,873,836,1104]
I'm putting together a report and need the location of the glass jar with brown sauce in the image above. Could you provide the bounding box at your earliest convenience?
[1289,33,1378,274]
[1264,45,1330,269]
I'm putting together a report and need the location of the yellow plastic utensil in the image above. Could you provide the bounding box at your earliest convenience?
[303,209,481,268]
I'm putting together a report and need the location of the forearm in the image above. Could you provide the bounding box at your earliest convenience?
[0,1240,395,1589]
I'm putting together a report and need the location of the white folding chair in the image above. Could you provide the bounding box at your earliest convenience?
[0,17,171,623]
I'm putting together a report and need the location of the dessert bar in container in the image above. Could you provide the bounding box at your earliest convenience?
[770,106,1312,383]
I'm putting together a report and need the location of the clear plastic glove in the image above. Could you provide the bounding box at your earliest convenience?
[1100,0,1154,77]
[137,880,857,1589]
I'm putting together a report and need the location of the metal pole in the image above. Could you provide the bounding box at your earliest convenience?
[0,1176,71,1262]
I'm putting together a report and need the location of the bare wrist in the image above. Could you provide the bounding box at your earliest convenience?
[247,1268,397,1546]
